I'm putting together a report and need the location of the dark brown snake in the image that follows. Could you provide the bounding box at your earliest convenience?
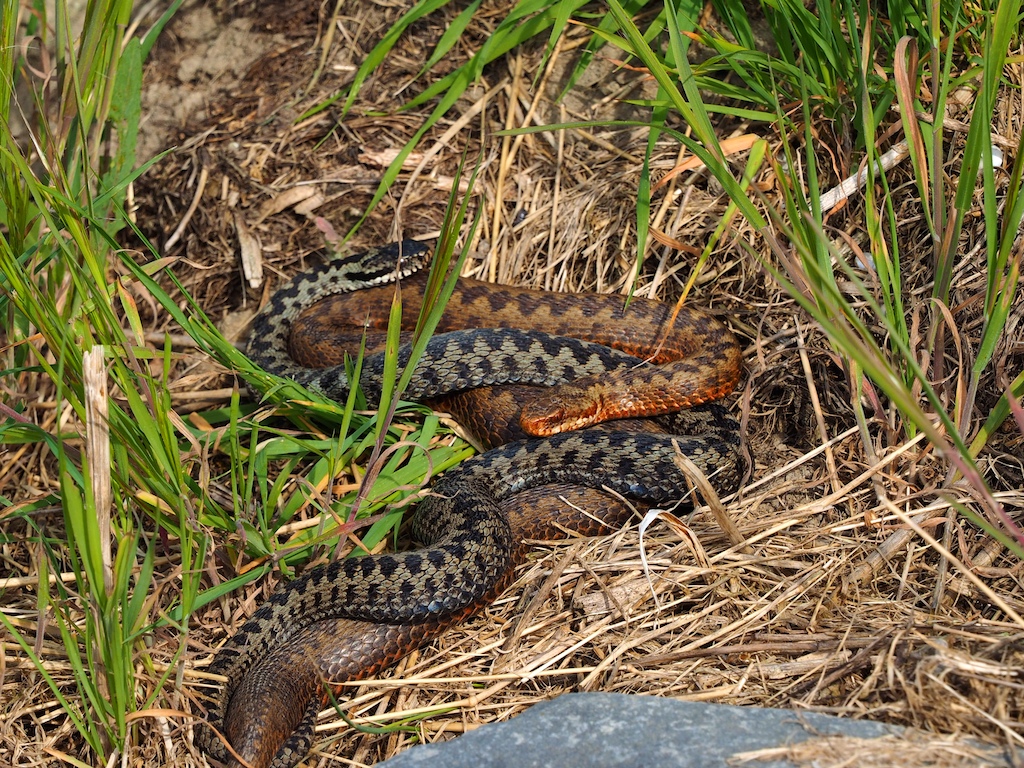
[200,240,743,768]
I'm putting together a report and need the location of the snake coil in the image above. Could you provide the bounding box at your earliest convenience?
[199,240,742,768]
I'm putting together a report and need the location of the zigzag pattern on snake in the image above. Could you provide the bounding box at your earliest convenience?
[200,240,743,768]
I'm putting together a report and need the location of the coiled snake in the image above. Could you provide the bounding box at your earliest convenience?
[200,240,743,768]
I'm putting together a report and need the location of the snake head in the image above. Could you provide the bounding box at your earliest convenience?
[519,385,603,436]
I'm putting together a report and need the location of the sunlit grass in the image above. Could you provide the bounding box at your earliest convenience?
[2,0,1023,762]
[0,0,478,755]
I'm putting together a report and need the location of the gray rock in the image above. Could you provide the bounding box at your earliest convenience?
[380,692,1006,767]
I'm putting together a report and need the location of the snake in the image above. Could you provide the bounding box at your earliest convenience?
[199,240,743,768]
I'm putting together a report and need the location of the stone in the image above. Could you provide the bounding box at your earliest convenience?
[379,692,1006,767]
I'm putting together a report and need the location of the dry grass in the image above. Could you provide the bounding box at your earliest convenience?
[2,0,1024,766]
[732,733,1008,767]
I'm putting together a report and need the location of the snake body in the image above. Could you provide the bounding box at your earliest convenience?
[201,240,742,768]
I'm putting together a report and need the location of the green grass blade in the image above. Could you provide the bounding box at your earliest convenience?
[300,0,454,122]
[418,0,484,76]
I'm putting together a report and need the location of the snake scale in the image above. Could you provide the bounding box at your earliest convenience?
[200,240,743,768]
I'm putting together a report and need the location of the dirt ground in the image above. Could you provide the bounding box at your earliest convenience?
[3,0,1024,766]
